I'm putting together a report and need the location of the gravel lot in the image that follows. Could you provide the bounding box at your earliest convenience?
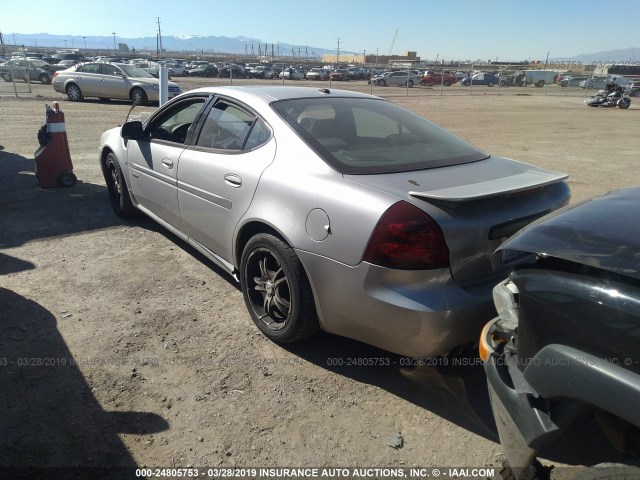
[1,78,638,477]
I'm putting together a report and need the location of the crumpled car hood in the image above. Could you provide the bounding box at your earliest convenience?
[496,186,640,280]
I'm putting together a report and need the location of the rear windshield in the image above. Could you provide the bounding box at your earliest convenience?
[271,97,488,174]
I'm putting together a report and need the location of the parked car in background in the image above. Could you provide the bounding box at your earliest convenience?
[559,75,588,87]
[580,77,608,89]
[248,65,275,79]
[280,68,305,80]
[305,67,328,81]
[164,62,185,76]
[218,64,246,78]
[0,58,54,84]
[370,70,421,87]
[55,59,79,69]
[481,187,640,479]
[187,64,218,77]
[329,69,350,81]
[521,69,556,87]
[623,80,640,97]
[498,71,525,87]
[347,67,366,80]
[461,72,500,87]
[420,72,458,86]
[52,62,181,104]
[99,85,569,358]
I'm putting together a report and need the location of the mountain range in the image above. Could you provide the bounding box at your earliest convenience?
[550,47,640,64]
[4,32,340,57]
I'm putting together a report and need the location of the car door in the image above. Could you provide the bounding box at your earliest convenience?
[177,98,276,262]
[127,95,210,229]
[99,63,129,100]
[71,63,103,96]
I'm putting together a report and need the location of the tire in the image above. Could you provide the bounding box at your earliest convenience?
[443,81,451,86]
[536,80,545,87]
[240,233,319,343]
[66,83,84,102]
[131,87,148,105]
[39,73,51,84]
[1,73,11,82]
[105,153,137,218]
[377,79,386,86]
[57,171,77,188]
[618,98,631,109]
[487,82,494,87]
[406,80,414,87]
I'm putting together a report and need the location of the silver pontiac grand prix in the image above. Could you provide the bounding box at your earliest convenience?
[99,86,569,358]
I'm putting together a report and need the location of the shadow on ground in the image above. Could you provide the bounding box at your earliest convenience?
[283,331,631,468]
[0,287,169,478]
[0,150,121,249]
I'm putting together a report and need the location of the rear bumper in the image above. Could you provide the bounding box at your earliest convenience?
[297,250,498,358]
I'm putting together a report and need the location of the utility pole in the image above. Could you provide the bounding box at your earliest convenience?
[112,32,117,53]
[156,17,163,59]
[82,36,87,49]
[335,37,341,65]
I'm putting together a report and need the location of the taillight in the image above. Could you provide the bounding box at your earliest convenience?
[363,201,450,270]
[53,72,59,78]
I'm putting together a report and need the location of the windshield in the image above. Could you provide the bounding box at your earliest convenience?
[119,64,155,78]
[272,97,489,174]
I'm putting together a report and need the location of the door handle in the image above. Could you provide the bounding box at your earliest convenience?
[162,158,174,169]
[224,174,242,188]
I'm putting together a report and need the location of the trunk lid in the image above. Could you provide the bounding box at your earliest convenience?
[344,157,569,286]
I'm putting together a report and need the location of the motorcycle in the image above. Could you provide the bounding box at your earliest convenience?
[585,83,631,109]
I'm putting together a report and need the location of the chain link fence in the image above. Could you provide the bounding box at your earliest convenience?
[0,53,34,97]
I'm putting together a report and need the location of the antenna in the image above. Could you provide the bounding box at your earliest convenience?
[156,17,163,59]
[125,98,140,124]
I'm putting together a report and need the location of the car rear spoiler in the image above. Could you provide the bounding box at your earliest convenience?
[409,170,568,203]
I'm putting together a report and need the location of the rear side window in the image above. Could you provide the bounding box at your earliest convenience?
[78,63,101,74]
[196,101,256,151]
[272,97,488,174]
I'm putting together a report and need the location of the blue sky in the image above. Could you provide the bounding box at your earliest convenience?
[3,0,640,60]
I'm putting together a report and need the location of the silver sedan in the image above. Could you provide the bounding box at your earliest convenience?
[52,62,181,104]
[370,71,422,87]
[98,86,569,357]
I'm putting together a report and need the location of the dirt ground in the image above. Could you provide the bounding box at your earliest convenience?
[1,78,639,478]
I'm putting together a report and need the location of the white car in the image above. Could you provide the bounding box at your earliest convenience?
[280,68,305,80]
[306,68,328,81]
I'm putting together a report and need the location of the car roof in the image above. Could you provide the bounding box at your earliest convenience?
[497,187,640,280]
[184,86,377,105]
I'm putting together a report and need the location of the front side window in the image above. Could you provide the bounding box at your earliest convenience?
[272,97,488,174]
[148,98,207,144]
[101,64,122,76]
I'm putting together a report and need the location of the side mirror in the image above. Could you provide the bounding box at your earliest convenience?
[121,121,145,140]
